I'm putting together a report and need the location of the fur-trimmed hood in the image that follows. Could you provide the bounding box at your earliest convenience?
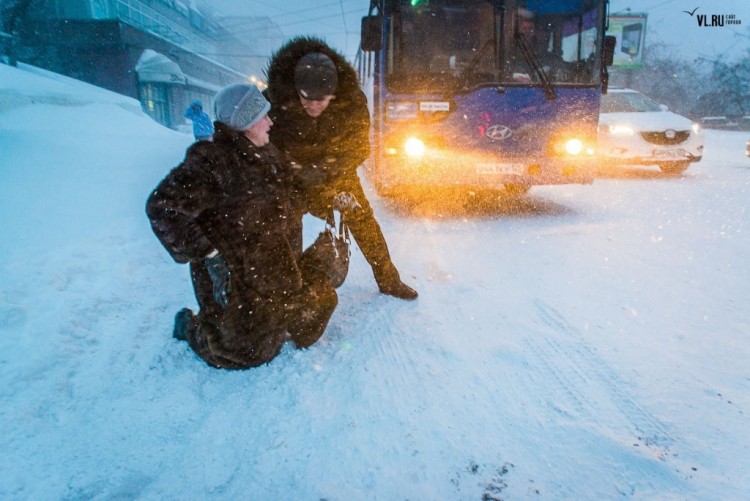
[265,37,360,105]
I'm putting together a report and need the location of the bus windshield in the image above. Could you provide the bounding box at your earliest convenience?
[387,0,603,93]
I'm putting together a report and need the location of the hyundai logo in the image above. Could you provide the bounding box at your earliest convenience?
[665,129,676,139]
[486,124,513,140]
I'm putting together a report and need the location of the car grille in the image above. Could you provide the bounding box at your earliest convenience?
[640,130,691,145]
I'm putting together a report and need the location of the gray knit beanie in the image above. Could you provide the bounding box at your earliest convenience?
[212,83,271,131]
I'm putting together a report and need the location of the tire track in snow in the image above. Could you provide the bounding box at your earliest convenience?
[510,300,687,497]
[527,299,674,461]
[341,296,462,488]
[363,300,428,399]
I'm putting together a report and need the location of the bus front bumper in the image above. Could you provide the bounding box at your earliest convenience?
[374,153,596,191]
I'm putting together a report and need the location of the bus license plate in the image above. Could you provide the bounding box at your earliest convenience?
[476,163,525,175]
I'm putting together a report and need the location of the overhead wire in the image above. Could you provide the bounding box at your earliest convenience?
[223,8,363,35]
[220,0,357,27]
[193,0,368,60]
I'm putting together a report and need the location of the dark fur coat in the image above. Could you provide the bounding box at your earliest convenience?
[265,37,371,183]
[146,123,302,300]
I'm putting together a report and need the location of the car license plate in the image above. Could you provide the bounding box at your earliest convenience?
[653,148,686,159]
[476,163,525,175]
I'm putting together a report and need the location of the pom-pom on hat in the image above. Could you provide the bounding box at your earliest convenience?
[212,83,271,131]
[294,52,338,100]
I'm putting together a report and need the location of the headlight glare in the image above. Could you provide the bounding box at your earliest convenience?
[564,138,584,155]
[404,137,426,158]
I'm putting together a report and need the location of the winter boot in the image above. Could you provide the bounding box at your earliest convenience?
[379,279,418,300]
[173,308,196,341]
[374,262,418,300]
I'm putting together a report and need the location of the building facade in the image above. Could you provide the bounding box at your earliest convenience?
[13,0,272,129]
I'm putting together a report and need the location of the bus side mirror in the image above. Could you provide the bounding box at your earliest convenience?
[603,35,616,66]
[361,16,382,52]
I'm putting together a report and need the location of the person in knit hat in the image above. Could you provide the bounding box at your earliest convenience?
[182,100,214,141]
[146,82,338,370]
[266,37,418,300]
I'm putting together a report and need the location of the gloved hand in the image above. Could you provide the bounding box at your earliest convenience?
[332,191,362,214]
[204,253,231,308]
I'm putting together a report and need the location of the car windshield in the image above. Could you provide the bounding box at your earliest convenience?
[600,92,662,113]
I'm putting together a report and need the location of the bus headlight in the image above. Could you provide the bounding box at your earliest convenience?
[550,135,595,157]
[564,138,584,155]
[404,137,426,158]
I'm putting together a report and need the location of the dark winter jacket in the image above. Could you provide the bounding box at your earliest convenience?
[183,100,214,139]
[146,122,302,299]
[265,37,370,186]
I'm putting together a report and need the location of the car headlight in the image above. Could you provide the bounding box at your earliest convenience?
[692,122,702,134]
[386,101,418,121]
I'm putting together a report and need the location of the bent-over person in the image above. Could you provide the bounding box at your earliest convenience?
[266,36,418,300]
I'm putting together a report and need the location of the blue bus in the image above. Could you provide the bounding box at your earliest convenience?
[357,0,615,195]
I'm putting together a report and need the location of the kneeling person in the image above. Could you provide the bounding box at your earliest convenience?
[146,83,337,370]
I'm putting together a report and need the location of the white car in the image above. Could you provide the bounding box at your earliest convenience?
[598,88,704,174]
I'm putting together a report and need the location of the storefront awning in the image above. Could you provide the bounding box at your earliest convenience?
[135,49,186,84]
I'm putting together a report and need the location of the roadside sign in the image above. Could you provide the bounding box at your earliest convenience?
[608,13,648,69]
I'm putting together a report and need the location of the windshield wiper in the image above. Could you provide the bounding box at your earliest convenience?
[464,38,494,78]
[454,38,503,93]
[515,32,556,100]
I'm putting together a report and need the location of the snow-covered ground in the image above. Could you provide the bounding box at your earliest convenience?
[1,63,749,500]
